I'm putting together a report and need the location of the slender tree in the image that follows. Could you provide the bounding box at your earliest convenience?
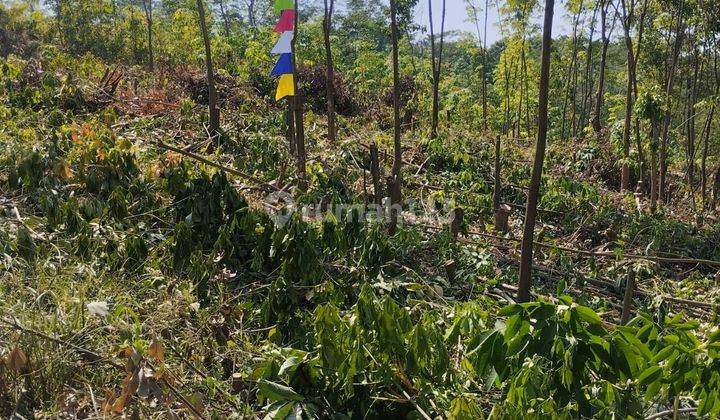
[140,0,154,72]
[686,46,700,214]
[428,0,446,140]
[291,0,307,189]
[246,0,256,28]
[560,0,583,140]
[389,0,402,234]
[659,0,686,203]
[216,0,231,37]
[517,0,554,303]
[591,0,612,134]
[195,0,220,136]
[578,2,599,137]
[322,0,337,142]
[701,50,718,209]
[618,0,636,191]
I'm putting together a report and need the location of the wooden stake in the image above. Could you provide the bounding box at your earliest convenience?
[495,204,511,233]
[620,270,636,325]
[290,0,306,191]
[370,142,382,205]
[444,260,456,283]
[493,135,502,212]
[286,101,296,155]
[450,207,464,240]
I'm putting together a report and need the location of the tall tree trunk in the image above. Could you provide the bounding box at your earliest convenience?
[482,0,489,131]
[196,0,220,135]
[247,0,256,28]
[659,3,685,203]
[517,0,555,303]
[701,104,715,209]
[389,0,402,233]
[714,167,720,210]
[591,0,609,134]
[291,0,306,190]
[632,0,649,192]
[429,0,446,139]
[141,0,154,72]
[578,2,599,137]
[217,0,231,37]
[650,114,660,211]
[521,41,531,135]
[686,47,699,212]
[323,0,336,142]
[503,56,512,135]
[561,2,583,140]
[619,0,636,191]
[703,52,719,210]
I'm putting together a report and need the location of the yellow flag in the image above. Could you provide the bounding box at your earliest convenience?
[275,74,295,101]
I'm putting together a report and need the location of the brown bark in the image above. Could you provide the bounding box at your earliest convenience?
[701,104,715,208]
[517,0,555,303]
[429,0,446,139]
[659,2,685,203]
[578,3,599,137]
[591,0,610,134]
[650,114,660,212]
[482,0,488,130]
[322,0,336,143]
[619,0,636,191]
[632,0,649,187]
[196,0,220,135]
[686,47,700,213]
[217,0,231,37]
[141,0,154,72]
[389,0,402,233]
[561,2,583,140]
[291,0,306,190]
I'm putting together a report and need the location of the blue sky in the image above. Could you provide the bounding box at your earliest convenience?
[413,0,572,45]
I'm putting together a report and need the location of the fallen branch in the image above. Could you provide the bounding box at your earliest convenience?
[462,227,720,269]
[644,407,696,420]
[153,141,279,192]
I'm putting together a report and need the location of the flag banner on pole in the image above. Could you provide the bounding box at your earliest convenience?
[276,74,295,101]
[270,31,293,54]
[271,53,293,77]
[273,0,294,13]
[274,9,295,33]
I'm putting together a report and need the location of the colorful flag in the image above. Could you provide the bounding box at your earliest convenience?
[274,0,294,13]
[271,54,293,77]
[276,74,295,101]
[274,9,295,33]
[271,31,293,55]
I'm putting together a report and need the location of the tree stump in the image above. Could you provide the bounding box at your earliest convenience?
[494,204,511,232]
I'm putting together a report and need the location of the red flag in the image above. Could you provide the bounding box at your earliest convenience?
[274,9,295,33]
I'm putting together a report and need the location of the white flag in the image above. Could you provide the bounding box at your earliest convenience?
[271,31,293,55]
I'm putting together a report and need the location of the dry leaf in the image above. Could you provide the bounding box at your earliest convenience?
[4,347,27,372]
[112,368,140,413]
[147,340,164,363]
[54,160,73,179]
[102,390,116,415]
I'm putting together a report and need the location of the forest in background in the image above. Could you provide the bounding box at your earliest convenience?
[1,0,720,418]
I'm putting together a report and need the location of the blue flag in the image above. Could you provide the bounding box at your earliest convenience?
[271,53,293,77]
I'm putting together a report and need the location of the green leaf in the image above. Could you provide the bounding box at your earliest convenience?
[575,305,602,325]
[499,304,523,317]
[637,365,662,387]
[263,401,293,420]
[257,379,304,402]
[278,357,303,377]
[650,346,675,364]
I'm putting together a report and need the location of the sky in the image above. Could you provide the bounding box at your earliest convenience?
[413,0,572,45]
